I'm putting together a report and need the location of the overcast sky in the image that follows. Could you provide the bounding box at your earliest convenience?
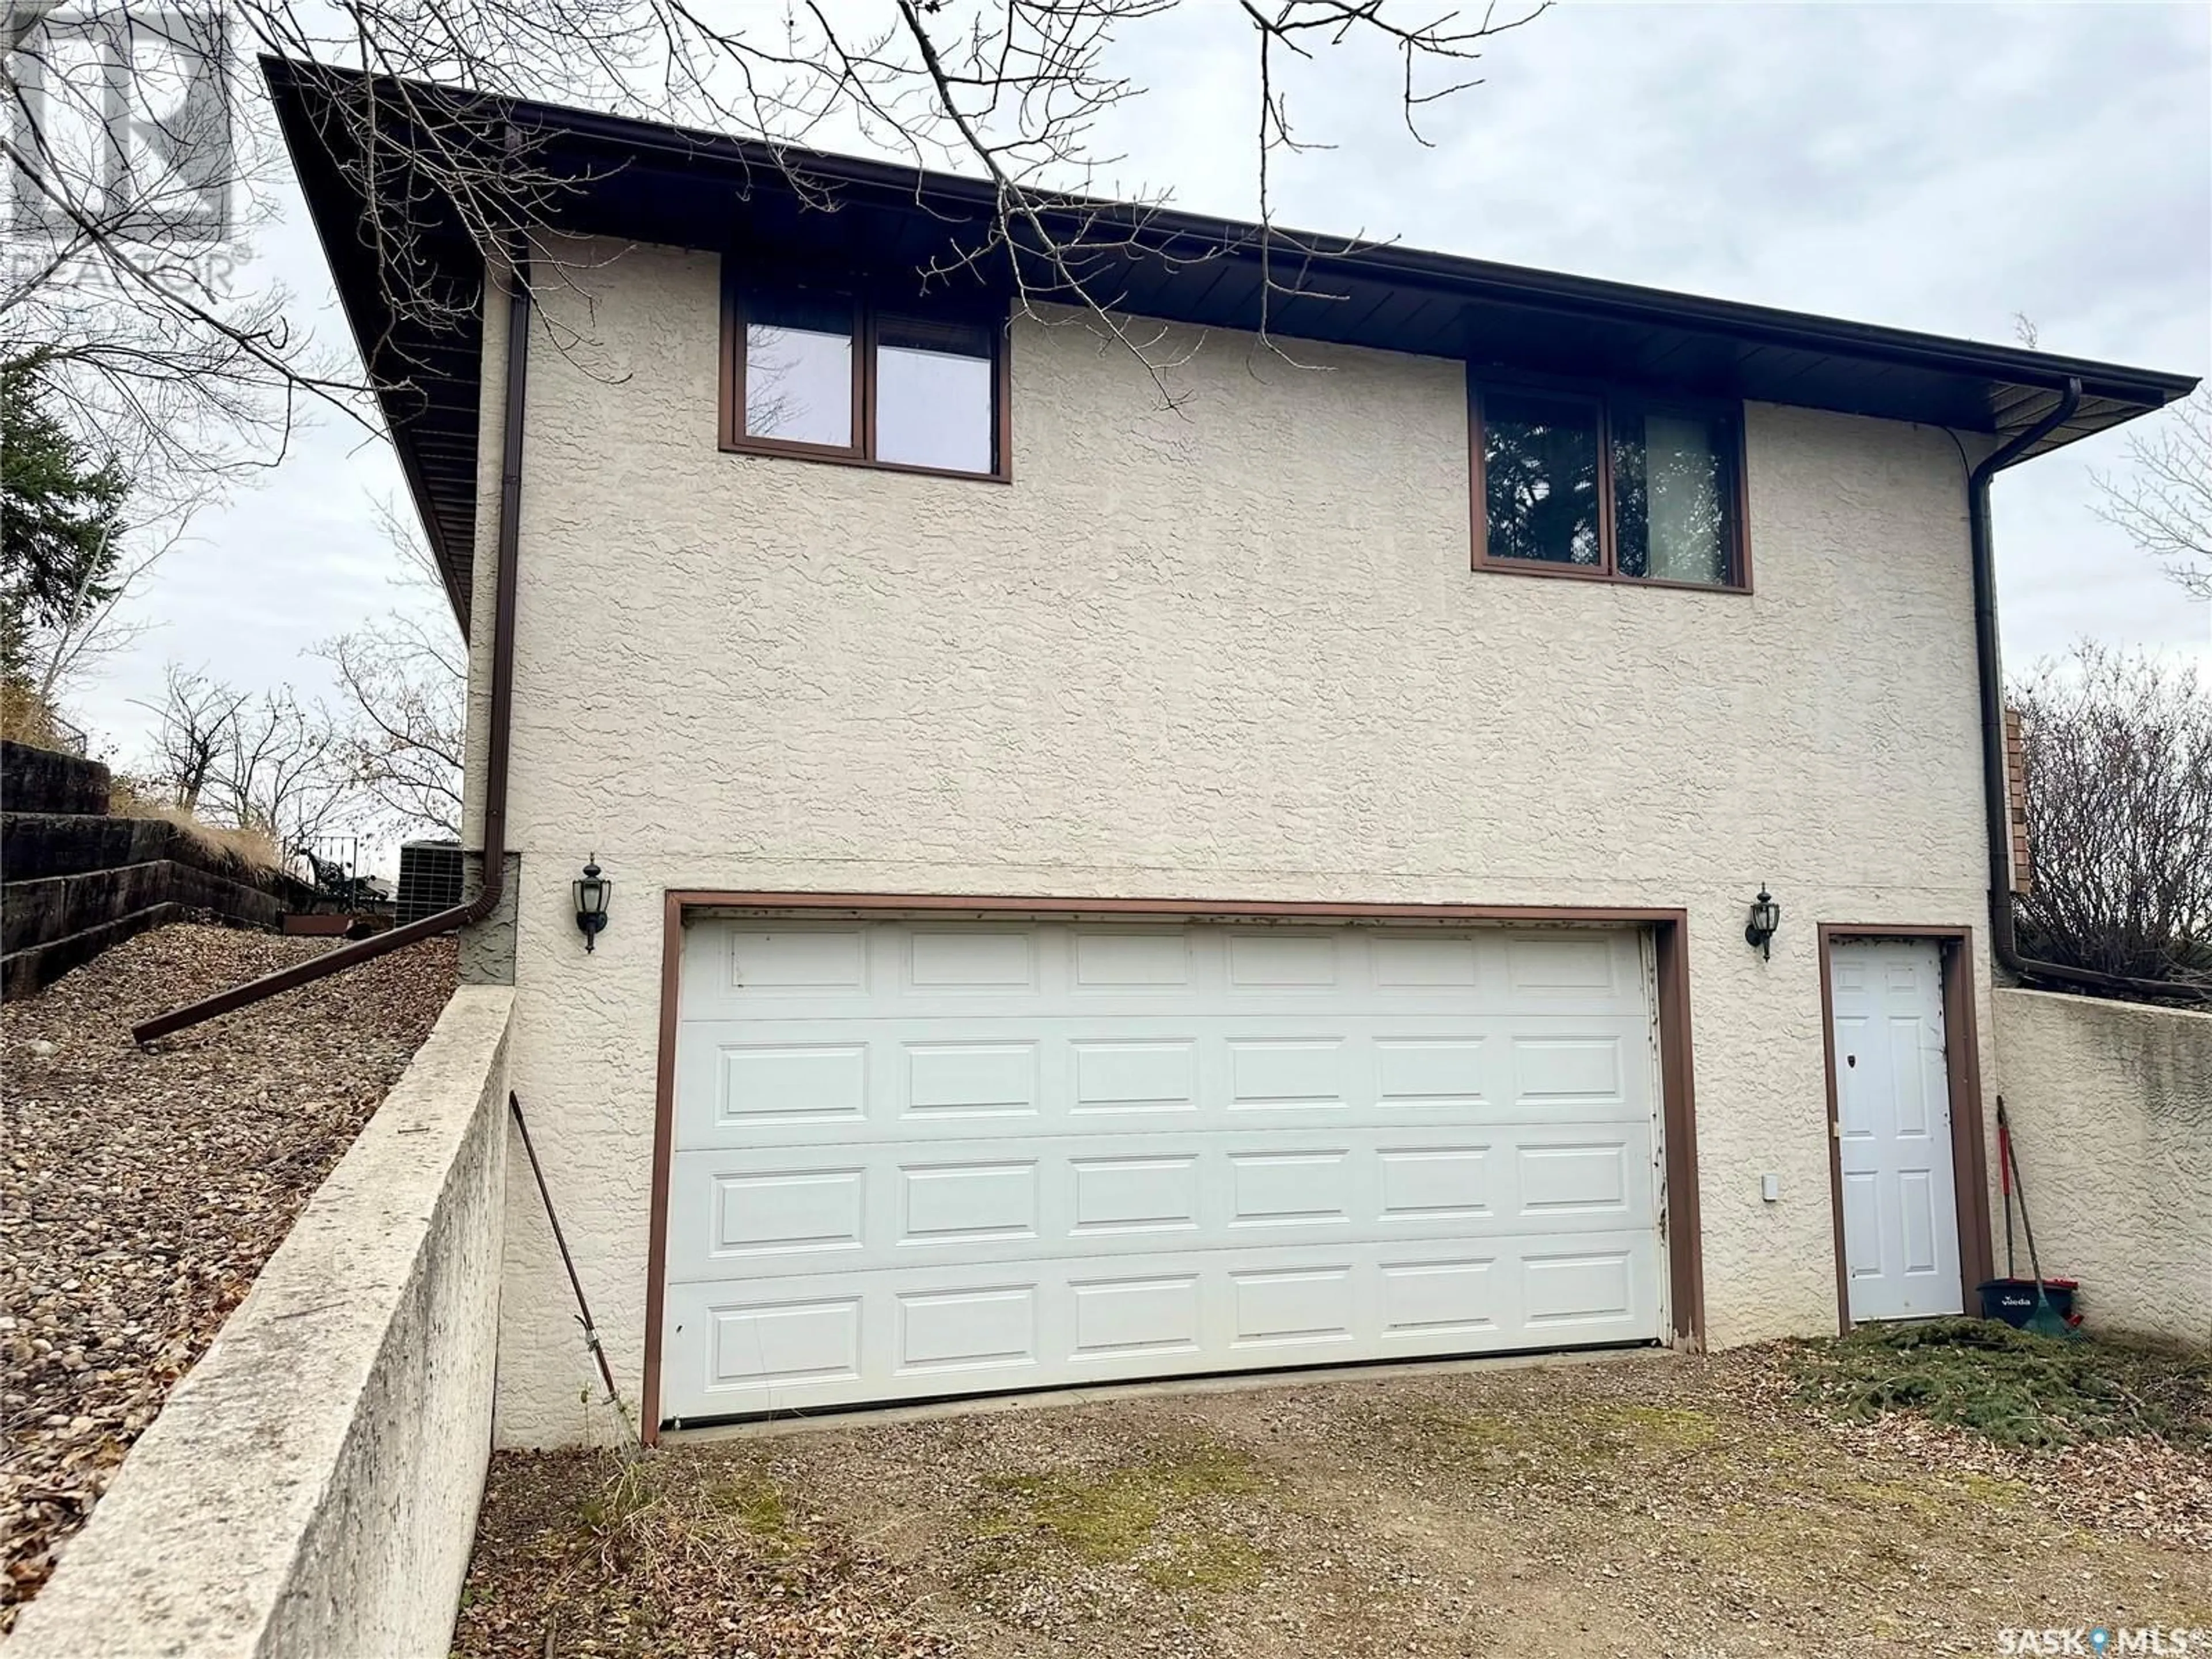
[63,1,2212,795]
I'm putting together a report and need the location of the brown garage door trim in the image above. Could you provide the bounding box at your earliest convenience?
[642,891,1705,1442]
[1816,923,1994,1335]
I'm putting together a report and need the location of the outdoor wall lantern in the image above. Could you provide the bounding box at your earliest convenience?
[1744,887,1781,960]
[573,856,612,952]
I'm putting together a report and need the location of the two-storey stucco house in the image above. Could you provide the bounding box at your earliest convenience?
[153,62,2196,1445]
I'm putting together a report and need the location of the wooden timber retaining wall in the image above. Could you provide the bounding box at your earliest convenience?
[1,740,318,998]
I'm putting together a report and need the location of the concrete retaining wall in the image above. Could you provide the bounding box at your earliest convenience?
[3,985,515,1659]
[1993,988,2212,1349]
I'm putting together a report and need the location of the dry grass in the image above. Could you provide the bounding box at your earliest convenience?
[103,775,282,872]
[0,683,67,752]
[457,1448,952,1658]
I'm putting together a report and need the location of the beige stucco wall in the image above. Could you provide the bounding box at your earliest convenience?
[1993,988,2212,1347]
[475,238,2002,1445]
[6,986,513,1657]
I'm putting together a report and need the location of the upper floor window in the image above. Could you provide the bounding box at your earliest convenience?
[721,274,1009,480]
[1471,379,1747,590]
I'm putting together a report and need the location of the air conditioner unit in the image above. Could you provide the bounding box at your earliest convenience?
[395,839,465,927]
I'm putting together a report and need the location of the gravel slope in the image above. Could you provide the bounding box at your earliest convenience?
[0,923,457,1628]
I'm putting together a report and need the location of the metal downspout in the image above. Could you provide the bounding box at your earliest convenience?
[1968,375,2206,1003]
[132,253,532,1045]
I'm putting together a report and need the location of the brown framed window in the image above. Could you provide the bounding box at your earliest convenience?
[1471,377,1748,591]
[721,272,1010,481]
[733,287,861,456]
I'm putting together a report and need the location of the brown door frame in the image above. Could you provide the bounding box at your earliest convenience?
[1815,923,1994,1335]
[642,891,1707,1441]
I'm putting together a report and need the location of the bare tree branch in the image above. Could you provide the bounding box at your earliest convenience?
[5,0,1551,491]
[2092,386,2212,602]
[203,682,351,842]
[33,511,191,702]
[2011,641,2212,993]
[130,662,247,811]
[307,495,464,837]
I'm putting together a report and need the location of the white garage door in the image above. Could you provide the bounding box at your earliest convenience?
[661,919,1665,1423]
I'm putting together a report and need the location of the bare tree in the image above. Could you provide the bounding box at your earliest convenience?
[3,7,335,508]
[5,0,1549,490]
[206,683,351,844]
[315,623,463,835]
[311,497,464,837]
[2092,386,2212,601]
[2010,641,2212,994]
[132,661,247,811]
[31,513,194,706]
[132,660,357,848]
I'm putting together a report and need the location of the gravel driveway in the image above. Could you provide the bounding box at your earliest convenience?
[1,923,457,1627]
[459,1344,2211,1659]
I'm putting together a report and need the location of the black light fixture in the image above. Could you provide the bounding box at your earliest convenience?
[573,855,612,952]
[1744,886,1780,960]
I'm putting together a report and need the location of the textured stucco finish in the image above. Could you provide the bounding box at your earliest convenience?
[6,987,514,1658]
[477,238,2001,1445]
[459,850,522,985]
[1993,988,2212,1347]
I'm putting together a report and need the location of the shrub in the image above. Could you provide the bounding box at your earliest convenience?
[1790,1318,2211,1448]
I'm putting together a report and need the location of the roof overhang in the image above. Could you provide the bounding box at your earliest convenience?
[264,57,2201,630]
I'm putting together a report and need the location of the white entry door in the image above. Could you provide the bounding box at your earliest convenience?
[660,919,1667,1422]
[1829,937,1962,1322]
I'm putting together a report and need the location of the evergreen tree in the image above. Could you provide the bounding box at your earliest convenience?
[2,369,131,679]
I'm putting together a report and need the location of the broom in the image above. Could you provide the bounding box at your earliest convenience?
[1999,1105,2016,1279]
[1995,1097,2076,1339]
